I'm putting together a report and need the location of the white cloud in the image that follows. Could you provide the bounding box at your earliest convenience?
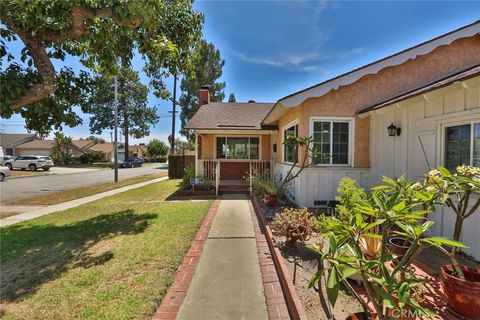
[234,47,364,70]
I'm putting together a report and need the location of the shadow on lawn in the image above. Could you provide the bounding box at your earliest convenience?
[0,209,157,303]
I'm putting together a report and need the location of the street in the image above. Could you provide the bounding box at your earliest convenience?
[0,163,168,203]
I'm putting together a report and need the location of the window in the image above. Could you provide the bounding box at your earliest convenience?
[311,119,352,165]
[283,124,298,163]
[216,137,260,159]
[445,122,480,171]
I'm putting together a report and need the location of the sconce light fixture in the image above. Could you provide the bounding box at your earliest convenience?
[387,123,401,137]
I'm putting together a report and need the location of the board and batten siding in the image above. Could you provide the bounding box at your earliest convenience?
[369,75,480,259]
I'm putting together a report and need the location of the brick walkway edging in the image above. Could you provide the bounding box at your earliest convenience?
[153,199,220,320]
[251,196,308,320]
[247,200,290,320]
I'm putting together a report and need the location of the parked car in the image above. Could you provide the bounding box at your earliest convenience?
[0,166,11,182]
[0,156,16,166]
[117,160,133,168]
[125,158,143,167]
[137,156,149,163]
[4,155,54,171]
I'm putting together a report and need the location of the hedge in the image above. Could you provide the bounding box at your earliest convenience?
[168,154,195,178]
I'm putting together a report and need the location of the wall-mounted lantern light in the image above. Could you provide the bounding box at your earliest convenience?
[387,123,401,137]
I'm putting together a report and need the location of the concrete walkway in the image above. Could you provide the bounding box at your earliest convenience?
[177,194,268,320]
[0,176,168,228]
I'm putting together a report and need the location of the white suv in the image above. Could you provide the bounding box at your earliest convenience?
[5,155,54,171]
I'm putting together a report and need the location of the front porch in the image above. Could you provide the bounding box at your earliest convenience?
[197,159,273,195]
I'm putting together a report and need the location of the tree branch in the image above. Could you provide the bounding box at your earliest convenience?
[4,6,140,109]
[7,25,56,110]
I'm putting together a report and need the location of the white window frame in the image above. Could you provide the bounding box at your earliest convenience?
[442,120,480,169]
[214,135,262,161]
[310,117,355,167]
[282,119,299,164]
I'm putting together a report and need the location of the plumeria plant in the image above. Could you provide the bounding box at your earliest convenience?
[309,176,466,319]
[424,165,480,278]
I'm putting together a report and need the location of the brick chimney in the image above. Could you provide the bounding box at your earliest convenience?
[198,85,210,107]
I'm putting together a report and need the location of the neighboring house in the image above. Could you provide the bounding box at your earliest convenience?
[186,22,480,258]
[130,144,148,158]
[72,139,97,152]
[0,133,36,156]
[14,139,85,156]
[89,142,126,162]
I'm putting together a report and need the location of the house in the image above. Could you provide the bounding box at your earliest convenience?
[0,133,36,155]
[130,144,148,158]
[89,142,126,162]
[186,22,480,258]
[13,139,87,157]
[72,139,97,152]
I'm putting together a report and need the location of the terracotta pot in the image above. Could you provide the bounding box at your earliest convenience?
[345,312,368,320]
[264,193,278,207]
[388,236,412,256]
[441,265,480,320]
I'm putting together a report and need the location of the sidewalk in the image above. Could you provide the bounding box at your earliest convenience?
[0,176,168,227]
[156,194,270,320]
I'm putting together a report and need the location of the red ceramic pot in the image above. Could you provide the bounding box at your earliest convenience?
[263,193,278,207]
[441,265,480,320]
[345,312,368,320]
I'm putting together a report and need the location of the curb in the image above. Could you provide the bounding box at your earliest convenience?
[251,196,308,320]
[153,199,220,320]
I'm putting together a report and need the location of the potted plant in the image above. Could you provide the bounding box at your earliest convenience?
[270,207,314,247]
[261,179,280,207]
[425,165,480,319]
[309,176,465,319]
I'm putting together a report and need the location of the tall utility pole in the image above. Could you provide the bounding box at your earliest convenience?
[114,76,119,183]
[170,73,177,155]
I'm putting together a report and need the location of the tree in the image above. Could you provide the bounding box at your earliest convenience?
[228,93,236,102]
[175,139,195,153]
[1,1,203,135]
[179,40,225,140]
[147,139,169,157]
[88,67,158,159]
[51,132,74,165]
[85,135,105,144]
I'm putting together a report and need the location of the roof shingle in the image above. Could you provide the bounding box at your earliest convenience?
[185,102,275,130]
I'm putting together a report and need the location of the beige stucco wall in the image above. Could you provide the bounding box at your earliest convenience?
[275,35,480,168]
[199,134,215,159]
[262,135,271,160]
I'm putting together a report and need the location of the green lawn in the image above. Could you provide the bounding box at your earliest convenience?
[0,179,213,320]
[7,172,167,206]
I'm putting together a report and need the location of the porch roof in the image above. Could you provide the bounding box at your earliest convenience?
[185,102,276,130]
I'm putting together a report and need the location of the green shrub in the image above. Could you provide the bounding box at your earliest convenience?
[181,165,195,189]
[335,177,367,219]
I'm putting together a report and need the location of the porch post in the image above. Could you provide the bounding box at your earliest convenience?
[195,131,199,178]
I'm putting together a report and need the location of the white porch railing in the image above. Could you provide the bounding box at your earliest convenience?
[197,159,273,196]
[249,160,273,195]
[198,160,218,182]
[215,162,220,196]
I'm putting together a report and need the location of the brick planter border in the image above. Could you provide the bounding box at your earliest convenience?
[247,201,290,320]
[153,199,220,320]
[251,196,308,320]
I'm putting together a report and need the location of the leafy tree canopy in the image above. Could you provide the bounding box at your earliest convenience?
[1,0,204,135]
[228,93,236,102]
[147,139,169,157]
[88,67,159,158]
[179,39,225,140]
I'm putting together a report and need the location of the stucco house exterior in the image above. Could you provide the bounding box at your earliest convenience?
[186,22,480,258]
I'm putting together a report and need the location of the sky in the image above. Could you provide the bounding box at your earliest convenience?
[2,1,479,144]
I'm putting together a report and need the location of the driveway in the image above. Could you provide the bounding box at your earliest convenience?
[0,163,168,203]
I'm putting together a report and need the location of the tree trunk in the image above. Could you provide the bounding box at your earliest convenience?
[451,217,464,257]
